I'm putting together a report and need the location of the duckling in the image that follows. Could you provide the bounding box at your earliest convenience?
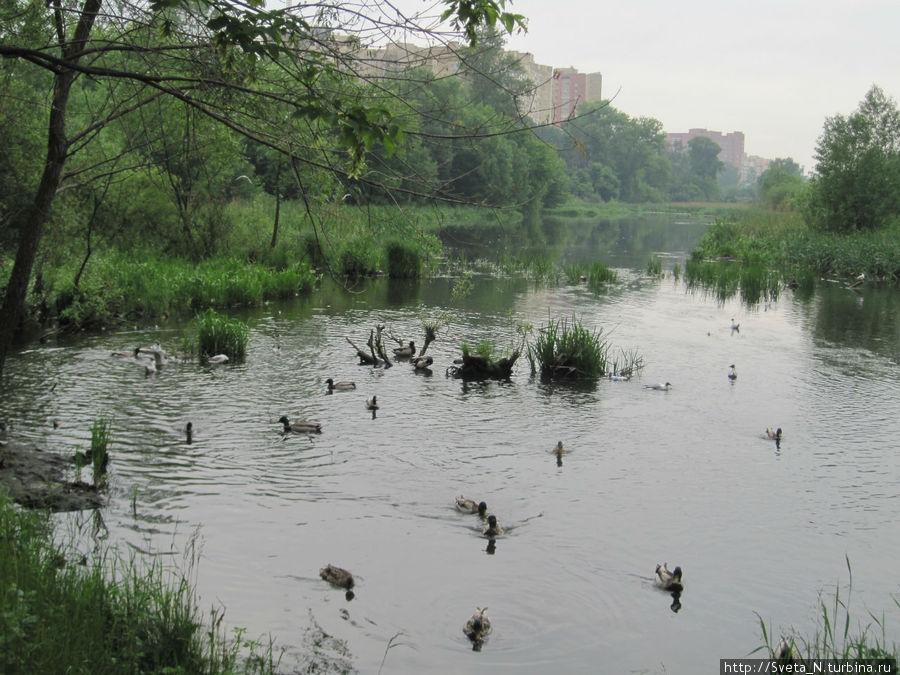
[365,396,379,411]
[728,364,737,380]
[765,427,783,441]
[319,564,355,600]
[411,355,433,370]
[644,382,672,391]
[325,378,356,392]
[463,607,492,643]
[549,441,566,456]
[456,497,488,516]
[207,354,229,364]
[654,563,683,592]
[278,415,322,434]
[393,341,416,358]
[483,514,503,538]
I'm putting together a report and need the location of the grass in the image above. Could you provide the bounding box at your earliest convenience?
[755,558,898,667]
[89,417,112,486]
[646,256,663,277]
[195,308,249,360]
[385,240,423,279]
[527,315,612,380]
[684,259,781,307]
[0,492,280,674]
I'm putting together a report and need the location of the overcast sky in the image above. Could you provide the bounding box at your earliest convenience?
[388,0,900,173]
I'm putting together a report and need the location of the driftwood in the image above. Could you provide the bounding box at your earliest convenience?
[346,324,392,367]
[446,351,520,381]
[345,336,376,365]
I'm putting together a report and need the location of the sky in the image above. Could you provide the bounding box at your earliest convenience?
[390,0,900,173]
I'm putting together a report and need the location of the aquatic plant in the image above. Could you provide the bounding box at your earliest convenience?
[0,493,281,674]
[646,256,663,277]
[195,308,249,360]
[755,557,898,666]
[586,261,618,290]
[527,315,613,379]
[684,260,781,307]
[89,417,112,486]
[385,240,423,279]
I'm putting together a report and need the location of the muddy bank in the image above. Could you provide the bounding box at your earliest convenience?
[0,441,104,511]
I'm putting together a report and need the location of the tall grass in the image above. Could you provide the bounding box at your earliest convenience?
[587,261,618,290]
[527,315,611,379]
[196,308,249,360]
[646,256,663,276]
[755,558,898,667]
[89,417,112,486]
[0,493,280,674]
[685,260,781,306]
[385,240,423,279]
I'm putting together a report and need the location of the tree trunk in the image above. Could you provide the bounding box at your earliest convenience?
[0,0,101,380]
[270,160,282,249]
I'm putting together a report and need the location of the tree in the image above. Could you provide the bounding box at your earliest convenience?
[805,85,900,232]
[0,0,526,379]
[757,158,805,210]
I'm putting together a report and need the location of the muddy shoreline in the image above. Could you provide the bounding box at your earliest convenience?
[0,441,104,511]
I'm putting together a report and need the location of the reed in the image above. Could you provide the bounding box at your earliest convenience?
[527,315,611,379]
[755,558,898,666]
[89,417,112,486]
[195,308,249,360]
[0,493,280,674]
[646,256,663,276]
[385,240,423,279]
[587,261,618,290]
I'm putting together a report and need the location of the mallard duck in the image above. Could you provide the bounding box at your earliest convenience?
[456,497,487,516]
[138,346,167,367]
[207,354,229,364]
[278,416,322,434]
[325,378,356,392]
[728,364,737,380]
[393,341,415,358]
[111,348,140,359]
[320,564,355,600]
[765,427,783,441]
[143,359,157,375]
[411,355,433,370]
[365,396,379,411]
[654,563,683,592]
[644,382,672,391]
[549,441,565,456]
[185,422,193,444]
[483,514,503,538]
[463,607,492,642]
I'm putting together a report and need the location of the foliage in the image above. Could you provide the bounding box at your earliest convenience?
[527,315,613,379]
[385,241,423,279]
[0,493,280,674]
[804,85,900,232]
[195,308,249,360]
[757,158,806,210]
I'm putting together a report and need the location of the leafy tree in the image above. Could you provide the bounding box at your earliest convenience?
[0,0,526,378]
[804,85,900,232]
[757,157,805,210]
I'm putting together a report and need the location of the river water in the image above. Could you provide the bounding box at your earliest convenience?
[2,214,899,673]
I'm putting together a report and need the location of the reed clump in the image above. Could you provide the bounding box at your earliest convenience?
[196,308,249,360]
[385,240,423,279]
[646,256,663,277]
[0,493,280,674]
[527,315,618,380]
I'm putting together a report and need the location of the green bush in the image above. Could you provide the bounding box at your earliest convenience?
[385,240,422,279]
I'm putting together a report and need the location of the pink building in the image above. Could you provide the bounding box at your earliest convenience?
[666,128,745,172]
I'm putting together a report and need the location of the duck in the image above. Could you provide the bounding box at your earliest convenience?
[325,378,356,392]
[644,382,672,391]
[278,415,322,434]
[456,497,488,516]
[765,427,783,441]
[463,607,492,643]
[730,318,740,332]
[143,358,157,375]
[111,348,140,359]
[393,341,416,358]
[320,564,355,600]
[138,345,167,367]
[411,355,433,370]
[728,364,737,380]
[207,354,229,364]
[654,563,683,592]
[483,514,503,538]
[365,396,379,411]
[185,422,193,443]
[549,441,566,456]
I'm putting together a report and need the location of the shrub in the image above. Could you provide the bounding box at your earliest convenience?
[385,240,422,279]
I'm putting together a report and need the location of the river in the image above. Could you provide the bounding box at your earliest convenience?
[2,213,899,673]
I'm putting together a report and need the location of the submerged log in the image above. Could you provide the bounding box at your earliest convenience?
[446,351,519,381]
[345,336,377,365]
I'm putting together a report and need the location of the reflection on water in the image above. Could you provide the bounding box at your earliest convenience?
[2,216,900,673]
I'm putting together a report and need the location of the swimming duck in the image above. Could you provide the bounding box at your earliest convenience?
[325,378,356,392]
[411,355,433,370]
[463,607,492,642]
[143,359,157,375]
[207,354,229,364]
[654,563,683,592]
[393,341,416,358]
[320,564,355,600]
[765,427,783,441]
[365,396,379,411]
[483,514,503,538]
[728,364,737,380]
[549,441,565,456]
[456,497,488,516]
[185,422,193,443]
[278,416,322,434]
[138,346,167,367]
[644,382,672,391]
[730,318,740,332]
[111,348,140,359]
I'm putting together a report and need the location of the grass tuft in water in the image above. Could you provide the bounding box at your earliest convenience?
[89,417,112,486]
[527,315,611,380]
[586,262,618,290]
[196,308,249,360]
[646,256,663,277]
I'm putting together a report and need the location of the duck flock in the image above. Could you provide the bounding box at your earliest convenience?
[112,320,785,653]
